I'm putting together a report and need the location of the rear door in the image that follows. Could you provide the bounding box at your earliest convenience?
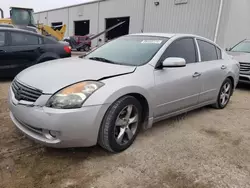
[7,31,44,72]
[0,30,15,76]
[195,39,227,103]
[0,30,8,66]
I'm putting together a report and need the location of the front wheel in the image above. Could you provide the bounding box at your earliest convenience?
[212,78,233,109]
[98,96,142,153]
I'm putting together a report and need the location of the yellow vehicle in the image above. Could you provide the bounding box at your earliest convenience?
[0,7,66,41]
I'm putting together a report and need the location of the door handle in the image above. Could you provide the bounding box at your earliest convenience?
[193,72,201,78]
[221,65,227,70]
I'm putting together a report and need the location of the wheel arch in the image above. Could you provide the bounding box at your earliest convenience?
[225,73,236,95]
[86,85,154,130]
[227,76,234,90]
[122,93,150,130]
[105,87,153,118]
[36,53,60,63]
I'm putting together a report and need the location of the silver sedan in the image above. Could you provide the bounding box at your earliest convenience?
[8,33,240,152]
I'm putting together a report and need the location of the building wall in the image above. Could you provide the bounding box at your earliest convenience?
[34,9,68,36]
[98,0,145,42]
[215,0,231,48]
[35,12,49,25]
[68,3,99,45]
[34,0,250,49]
[222,0,250,48]
[47,8,69,37]
[143,0,220,41]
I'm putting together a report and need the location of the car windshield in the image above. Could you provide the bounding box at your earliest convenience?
[231,40,250,53]
[85,35,168,66]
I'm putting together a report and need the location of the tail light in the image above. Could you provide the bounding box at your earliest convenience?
[64,46,71,53]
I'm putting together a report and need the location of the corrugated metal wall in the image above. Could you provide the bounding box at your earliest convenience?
[69,3,99,45]
[222,0,250,48]
[69,3,99,36]
[215,0,231,48]
[35,9,69,37]
[34,0,221,44]
[34,0,250,48]
[47,8,69,37]
[143,0,220,41]
[34,12,48,25]
[98,0,145,42]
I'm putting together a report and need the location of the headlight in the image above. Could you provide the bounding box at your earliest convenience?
[46,81,104,109]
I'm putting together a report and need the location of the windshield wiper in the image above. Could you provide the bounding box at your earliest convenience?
[89,57,116,64]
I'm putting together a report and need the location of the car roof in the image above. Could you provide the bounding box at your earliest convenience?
[130,32,219,46]
[0,27,42,36]
[130,33,176,38]
[0,24,14,28]
[130,32,206,39]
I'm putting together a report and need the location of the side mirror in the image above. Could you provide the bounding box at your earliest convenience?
[162,57,186,68]
[226,48,231,51]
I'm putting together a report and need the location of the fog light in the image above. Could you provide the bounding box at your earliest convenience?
[49,130,57,138]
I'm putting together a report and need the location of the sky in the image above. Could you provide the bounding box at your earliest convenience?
[1,0,94,17]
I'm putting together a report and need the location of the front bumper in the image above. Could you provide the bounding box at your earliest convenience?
[239,74,250,84]
[8,88,110,148]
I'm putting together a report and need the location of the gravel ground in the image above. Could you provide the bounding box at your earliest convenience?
[0,80,250,188]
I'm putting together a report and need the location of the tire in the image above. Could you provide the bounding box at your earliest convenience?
[98,96,142,153]
[84,45,90,52]
[212,78,233,109]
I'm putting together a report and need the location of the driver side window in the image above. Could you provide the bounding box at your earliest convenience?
[160,38,197,64]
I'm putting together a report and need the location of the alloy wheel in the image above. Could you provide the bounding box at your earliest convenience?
[220,82,231,106]
[114,105,139,145]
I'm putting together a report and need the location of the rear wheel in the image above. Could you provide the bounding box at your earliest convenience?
[212,78,233,109]
[98,96,142,153]
[84,45,90,52]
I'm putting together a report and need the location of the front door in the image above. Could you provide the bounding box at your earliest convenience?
[153,38,202,118]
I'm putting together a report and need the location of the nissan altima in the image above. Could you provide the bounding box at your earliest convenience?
[8,33,239,153]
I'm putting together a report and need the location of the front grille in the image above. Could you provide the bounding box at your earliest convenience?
[12,80,43,102]
[239,62,250,72]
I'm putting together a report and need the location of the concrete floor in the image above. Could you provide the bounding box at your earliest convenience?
[0,81,250,188]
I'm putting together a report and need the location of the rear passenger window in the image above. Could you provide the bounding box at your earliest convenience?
[44,37,57,44]
[216,47,222,59]
[0,32,5,46]
[161,38,197,64]
[197,40,218,61]
[11,32,39,46]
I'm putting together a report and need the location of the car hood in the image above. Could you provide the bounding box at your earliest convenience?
[16,57,136,94]
[227,51,250,63]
